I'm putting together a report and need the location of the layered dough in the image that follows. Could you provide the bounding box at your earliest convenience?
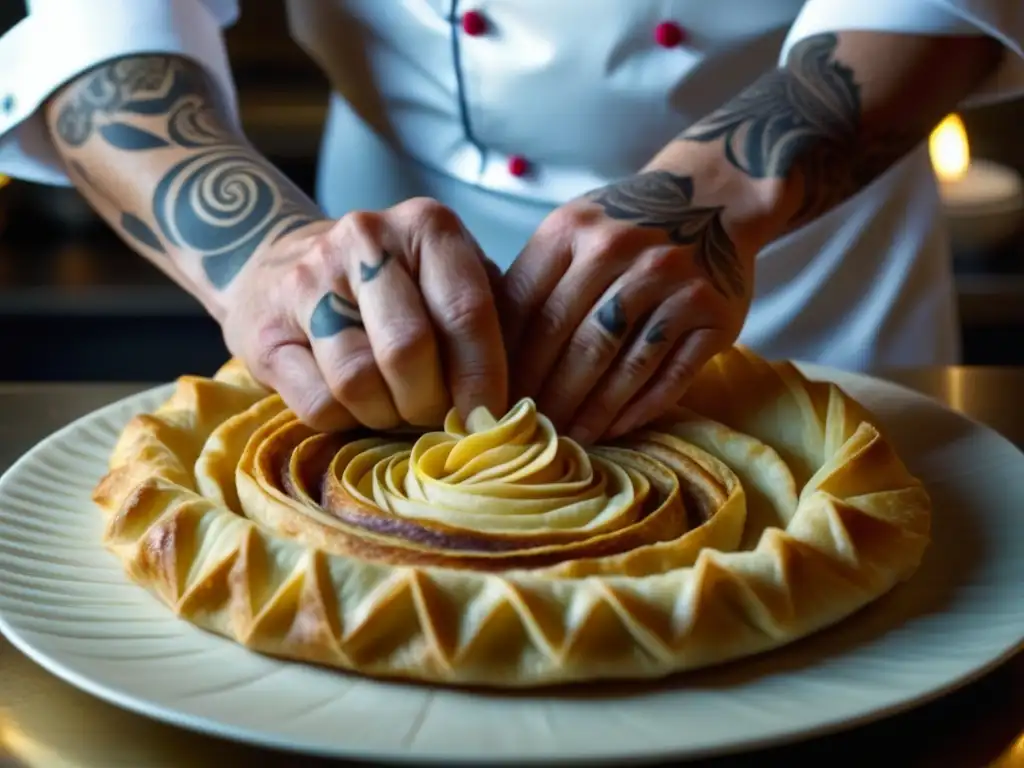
[93,346,931,687]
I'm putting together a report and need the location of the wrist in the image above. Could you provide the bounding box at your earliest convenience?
[642,139,792,255]
[208,217,333,321]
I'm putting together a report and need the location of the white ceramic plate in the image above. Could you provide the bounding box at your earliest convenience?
[0,367,1022,764]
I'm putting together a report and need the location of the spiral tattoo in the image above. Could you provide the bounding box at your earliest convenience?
[152,149,313,287]
[51,55,322,287]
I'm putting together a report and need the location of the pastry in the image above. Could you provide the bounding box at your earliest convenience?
[93,345,931,687]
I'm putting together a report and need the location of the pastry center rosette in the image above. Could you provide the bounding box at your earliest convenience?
[223,397,746,574]
[338,401,662,534]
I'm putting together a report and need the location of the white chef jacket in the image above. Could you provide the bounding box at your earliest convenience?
[1,0,1023,371]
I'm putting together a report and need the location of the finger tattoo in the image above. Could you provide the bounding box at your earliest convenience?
[644,319,669,344]
[359,249,394,283]
[310,292,364,338]
[595,293,629,338]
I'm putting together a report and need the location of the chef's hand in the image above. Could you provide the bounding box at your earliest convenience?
[222,198,508,432]
[501,170,754,444]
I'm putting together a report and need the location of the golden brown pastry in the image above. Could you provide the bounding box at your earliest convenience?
[93,346,931,687]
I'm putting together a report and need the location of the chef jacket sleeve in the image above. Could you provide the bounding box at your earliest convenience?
[0,0,240,187]
[782,0,1024,107]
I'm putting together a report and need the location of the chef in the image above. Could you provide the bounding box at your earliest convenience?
[0,1,1021,443]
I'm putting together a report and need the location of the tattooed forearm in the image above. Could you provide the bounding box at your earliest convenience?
[53,58,208,147]
[586,171,744,297]
[682,35,865,181]
[65,158,168,255]
[680,33,965,229]
[48,56,323,290]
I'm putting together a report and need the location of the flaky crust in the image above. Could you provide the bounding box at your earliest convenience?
[93,347,930,687]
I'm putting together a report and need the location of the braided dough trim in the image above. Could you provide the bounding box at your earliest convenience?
[92,347,931,687]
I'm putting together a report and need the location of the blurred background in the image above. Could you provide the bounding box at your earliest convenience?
[1,3,1023,382]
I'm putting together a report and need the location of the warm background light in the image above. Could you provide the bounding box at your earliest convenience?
[928,111,1024,254]
[0,174,9,191]
[930,114,971,183]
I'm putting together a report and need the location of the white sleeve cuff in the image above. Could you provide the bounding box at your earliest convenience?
[781,0,1024,108]
[0,0,239,187]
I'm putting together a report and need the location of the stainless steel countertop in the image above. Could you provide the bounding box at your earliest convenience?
[0,372,1022,767]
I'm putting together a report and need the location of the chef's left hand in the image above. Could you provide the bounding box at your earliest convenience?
[500,170,756,444]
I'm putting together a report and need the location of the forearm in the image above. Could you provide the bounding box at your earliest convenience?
[646,31,1004,247]
[44,55,326,320]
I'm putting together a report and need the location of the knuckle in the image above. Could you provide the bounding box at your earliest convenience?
[250,329,291,378]
[531,207,586,250]
[645,247,677,275]
[375,325,431,372]
[600,226,634,249]
[546,205,588,232]
[338,209,383,242]
[619,350,654,381]
[453,368,495,400]
[292,390,336,426]
[687,280,719,310]
[438,293,492,335]
[288,258,321,294]
[663,355,699,390]
[328,351,380,404]
[588,228,636,265]
[572,327,618,367]
[534,297,571,340]
[399,197,460,232]
[251,346,276,380]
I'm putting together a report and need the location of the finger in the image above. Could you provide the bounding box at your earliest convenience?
[343,221,449,427]
[509,249,629,403]
[461,226,513,383]
[305,289,402,430]
[567,282,717,443]
[480,256,516,357]
[534,265,668,433]
[499,218,573,361]
[564,314,678,445]
[606,327,733,438]
[261,342,358,432]
[453,217,508,350]
[416,217,509,420]
[480,254,504,296]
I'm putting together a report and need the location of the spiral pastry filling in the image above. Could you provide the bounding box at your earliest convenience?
[194,397,745,574]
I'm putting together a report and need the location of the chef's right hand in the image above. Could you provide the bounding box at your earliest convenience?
[220,197,508,432]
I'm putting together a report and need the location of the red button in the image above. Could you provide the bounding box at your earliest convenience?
[654,21,686,48]
[507,155,530,177]
[461,10,487,36]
